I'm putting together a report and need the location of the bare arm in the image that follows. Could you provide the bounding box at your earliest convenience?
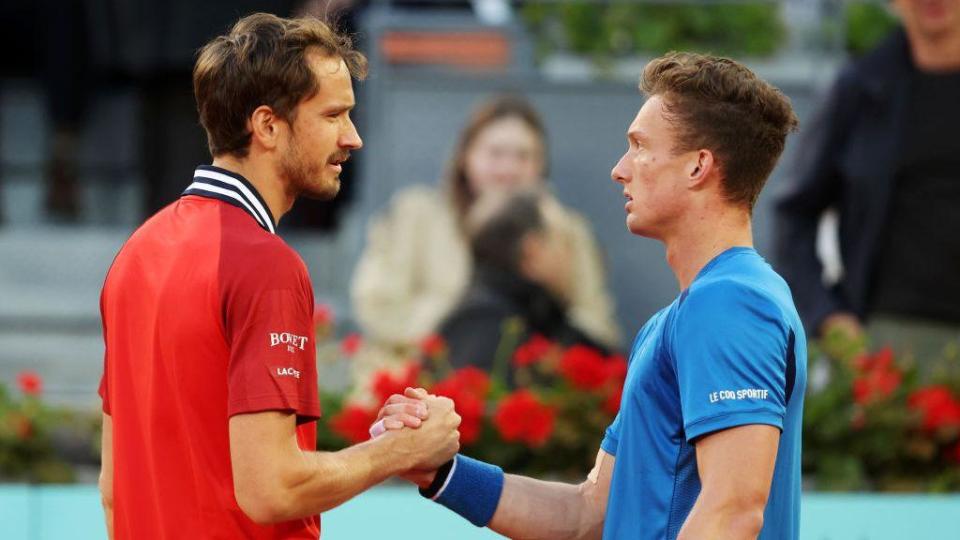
[230,396,460,524]
[677,425,780,540]
[99,413,114,540]
[485,449,614,540]
[377,390,613,539]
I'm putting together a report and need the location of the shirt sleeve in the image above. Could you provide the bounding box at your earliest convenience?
[98,374,110,414]
[673,281,789,443]
[222,246,320,422]
[600,412,622,456]
[98,288,111,415]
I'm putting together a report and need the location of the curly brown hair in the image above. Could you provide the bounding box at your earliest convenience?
[641,51,798,209]
[193,13,367,158]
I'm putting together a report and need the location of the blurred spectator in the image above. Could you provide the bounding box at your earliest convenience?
[0,0,90,222]
[439,189,610,383]
[350,95,620,381]
[775,0,960,362]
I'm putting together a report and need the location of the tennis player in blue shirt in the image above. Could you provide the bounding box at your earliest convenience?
[379,51,805,539]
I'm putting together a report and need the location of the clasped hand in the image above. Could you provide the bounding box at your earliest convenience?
[373,387,460,487]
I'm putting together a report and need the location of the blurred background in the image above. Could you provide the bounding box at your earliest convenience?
[1,0,958,538]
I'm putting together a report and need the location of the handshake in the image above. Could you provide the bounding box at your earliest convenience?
[371,387,463,487]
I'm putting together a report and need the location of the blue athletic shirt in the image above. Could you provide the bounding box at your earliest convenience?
[601,247,806,540]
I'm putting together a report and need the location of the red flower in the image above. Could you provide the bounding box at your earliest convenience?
[431,367,490,445]
[313,304,334,328]
[443,389,485,445]
[603,384,623,415]
[559,345,608,390]
[908,385,960,432]
[851,348,901,405]
[330,405,378,444]
[604,355,628,383]
[852,369,902,405]
[493,390,555,447]
[455,367,492,398]
[513,335,554,368]
[371,363,422,404]
[420,334,447,358]
[17,371,42,396]
[340,333,363,357]
[853,347,894,373]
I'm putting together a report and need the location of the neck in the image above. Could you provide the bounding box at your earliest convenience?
[211,155,294,224]
[909,30,960,72]
[662,204,754,291]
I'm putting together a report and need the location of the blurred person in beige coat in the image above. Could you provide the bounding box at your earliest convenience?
[350,96,620,394]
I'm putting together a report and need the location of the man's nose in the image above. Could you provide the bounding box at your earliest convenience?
[341,120,363,150]
[611,154,630,184]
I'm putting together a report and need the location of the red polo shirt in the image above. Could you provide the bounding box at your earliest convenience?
[99,165,321,539]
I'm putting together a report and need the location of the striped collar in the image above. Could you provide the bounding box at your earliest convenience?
[183,165,276,234]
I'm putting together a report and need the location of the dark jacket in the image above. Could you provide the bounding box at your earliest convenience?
[438,265,607,383]
[774,29,914,334]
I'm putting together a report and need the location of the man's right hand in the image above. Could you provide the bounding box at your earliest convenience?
[381,388,461,476]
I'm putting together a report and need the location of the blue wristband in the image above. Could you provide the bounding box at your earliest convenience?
[421,454,505,527]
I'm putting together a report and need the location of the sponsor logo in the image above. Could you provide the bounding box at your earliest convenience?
[709,388,770,404]
[275,366,301,379]
[269,332,309,354]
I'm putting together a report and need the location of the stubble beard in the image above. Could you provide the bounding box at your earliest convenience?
[281,137,340,202]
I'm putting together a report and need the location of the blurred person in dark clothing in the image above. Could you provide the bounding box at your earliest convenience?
[774,0,960,362]
[439,190,609,381]
[0,0,91,222]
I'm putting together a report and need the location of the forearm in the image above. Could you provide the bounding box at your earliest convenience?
[101,498,114,539]
[250,435,404,523]
[677,496,764,540]
[488,475,604,540]
[291,437,404,518]
[99,413,114,539]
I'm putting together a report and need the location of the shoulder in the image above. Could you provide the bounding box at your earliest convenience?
[679,273,789,335]
[389,185,450,214]
[373,185,456,235]
[852,27,910,76]
[837,27,910,97]
[221,228,310,287]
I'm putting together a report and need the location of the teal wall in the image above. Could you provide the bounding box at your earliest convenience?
[0,485,957,539]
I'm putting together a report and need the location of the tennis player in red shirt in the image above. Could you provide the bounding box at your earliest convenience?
[97,13,460,539]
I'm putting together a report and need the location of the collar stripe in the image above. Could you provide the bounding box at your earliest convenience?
[183,181,270,231]
[192,169,275,232]
[182,166,277,234]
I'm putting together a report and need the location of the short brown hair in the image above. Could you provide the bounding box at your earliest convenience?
[194,13,367,158]
[445,95,548,228]
[641,52,798,209]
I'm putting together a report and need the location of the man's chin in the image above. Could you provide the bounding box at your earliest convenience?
[626,216,654,238]
[302,178,341,201]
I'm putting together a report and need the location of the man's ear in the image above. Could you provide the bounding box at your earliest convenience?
[687,149,716,190]
[248,105,282,152]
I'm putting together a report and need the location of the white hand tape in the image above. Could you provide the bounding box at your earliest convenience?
[369,418,387,439]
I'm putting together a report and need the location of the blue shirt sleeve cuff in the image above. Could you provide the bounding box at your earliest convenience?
[684,409,784,443]
[600,434,619,456]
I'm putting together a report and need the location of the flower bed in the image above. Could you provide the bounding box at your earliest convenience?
[804,331,960,491]
[321,323,626,479]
